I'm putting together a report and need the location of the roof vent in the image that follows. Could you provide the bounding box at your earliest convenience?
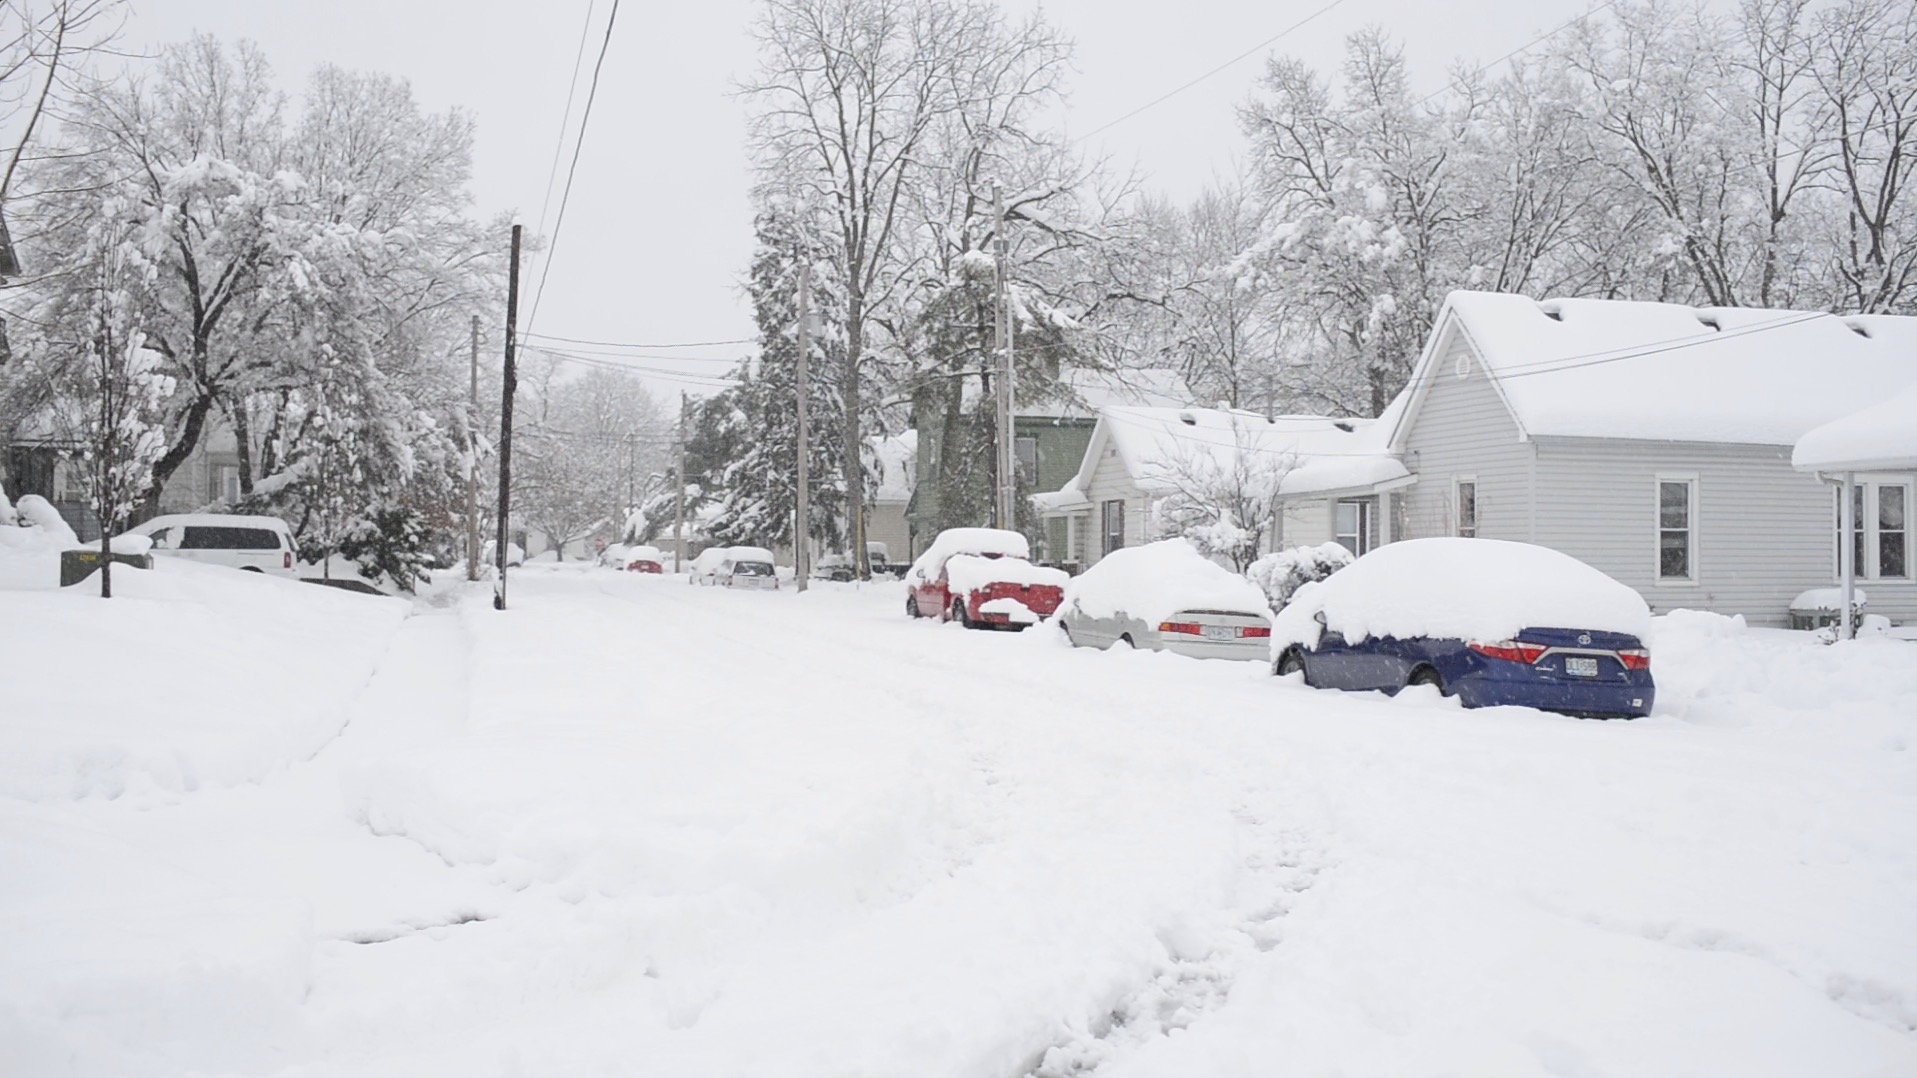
[1333,420,1355,432]
[1695,312,1722,331]
[1177,411,1197,426]
[1538,300,1564,322]
[1845,320,1872,339]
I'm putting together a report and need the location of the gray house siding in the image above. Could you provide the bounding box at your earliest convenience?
[1397,326,1535,544]
[1527,438,1917,627]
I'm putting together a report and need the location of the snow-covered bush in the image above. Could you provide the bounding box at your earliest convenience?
[13,495,79,548]
[1247,541,1353,611]
[0,482,16,526]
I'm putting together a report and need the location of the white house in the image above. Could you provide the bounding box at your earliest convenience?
[1381,292,1917,626]
[1033,405,1410,568]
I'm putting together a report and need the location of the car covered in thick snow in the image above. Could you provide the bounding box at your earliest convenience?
[622,544,665,573]
[718,546,779,590]
[686,546,730,585]
[1270,538,1655,718]
[905,527,1066,630]
[1058,539,1271,659]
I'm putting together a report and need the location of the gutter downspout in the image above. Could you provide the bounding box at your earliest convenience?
[1840,472,1856,642]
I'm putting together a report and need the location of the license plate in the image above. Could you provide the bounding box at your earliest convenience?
[1201,625,1236,640]
[1565,656,1599,678]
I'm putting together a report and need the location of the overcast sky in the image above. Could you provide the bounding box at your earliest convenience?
[120,0,1604,401]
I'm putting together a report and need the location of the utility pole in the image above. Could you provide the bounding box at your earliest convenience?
[673,391,688,572]
[795,257,811,593]
[992,180,1016,532]
[467,314,480,581]
[494,224,521,610]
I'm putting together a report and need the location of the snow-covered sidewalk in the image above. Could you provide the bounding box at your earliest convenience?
[3,562,1914,1076]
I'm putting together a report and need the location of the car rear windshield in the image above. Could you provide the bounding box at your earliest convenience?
[734,561,774,576]
[180,526,283,550]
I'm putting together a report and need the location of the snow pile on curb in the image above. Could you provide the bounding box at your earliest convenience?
[1065,539,1269,624]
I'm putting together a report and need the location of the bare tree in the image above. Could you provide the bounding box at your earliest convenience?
[1813,0,1917,312]
[0,0,126,208]
[1151,421,1297,573]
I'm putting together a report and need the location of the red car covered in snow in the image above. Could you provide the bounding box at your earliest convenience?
[624,544,665,573]
[904,527,1068,630]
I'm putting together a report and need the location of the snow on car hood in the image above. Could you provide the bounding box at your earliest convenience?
[1064,538,1269,626]
[944,553,1068,594]
[1272,537,1652,651]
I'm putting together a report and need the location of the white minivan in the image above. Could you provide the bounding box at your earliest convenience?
[126,514,300,576]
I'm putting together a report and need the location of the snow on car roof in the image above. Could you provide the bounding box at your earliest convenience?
[1792,380,1917,473]
[726,546,775,563]
[626,545,663,560]
[130,513,291,532]
[1422,291,1917,446]
[1272,537,1652,650]
[907,528,1031,583]
[1064,539,1269,625]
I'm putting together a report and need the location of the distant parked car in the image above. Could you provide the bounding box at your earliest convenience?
[719,546,779,590]
[905,527,1067,630]
[812,552,856,582]
[687,546,731,585]
[123,514,298,576]
[624,544,665,573]
[1058,539,1271,659]
[1270,538,1655,719]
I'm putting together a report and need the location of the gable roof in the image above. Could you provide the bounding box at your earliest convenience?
[1392,291,1917,448]
[1053,404,1409,505]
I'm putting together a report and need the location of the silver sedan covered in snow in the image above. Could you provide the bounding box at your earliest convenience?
[1056,539,1272,660]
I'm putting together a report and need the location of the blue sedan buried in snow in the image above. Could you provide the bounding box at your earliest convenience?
[1269,538,1656,719]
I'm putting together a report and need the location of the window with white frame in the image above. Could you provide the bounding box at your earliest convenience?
[1100,499,1125,556]
[1837,480,1910,580]
[1454,479,1477,538]
[1656,477,1696,581]
[1335,499,1372,556]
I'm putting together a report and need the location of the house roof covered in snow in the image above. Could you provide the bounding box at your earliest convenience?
[1017,367,1193,421]
[1792,381,1917,473]
[1040,404,1410,512]
[1391,291,1917,448]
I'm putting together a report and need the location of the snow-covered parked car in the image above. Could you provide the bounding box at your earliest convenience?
[718,546,779,590]
[623,544,665,573]
[1270,538,1655,718]
[122,514,299,577]
[686,546,730,585]
[905,527,1066,630]
[1059,539,1271,659]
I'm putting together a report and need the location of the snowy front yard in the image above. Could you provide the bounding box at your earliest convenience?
[3,562,1915,1076]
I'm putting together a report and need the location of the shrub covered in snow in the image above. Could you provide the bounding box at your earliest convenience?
[1247,542,1353,611]
[12,495,79,548]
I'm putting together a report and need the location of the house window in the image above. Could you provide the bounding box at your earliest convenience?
[1015,435,1038,485]
[1657,478,1695,581]
[210,464,240,504]
[1838,481,1911,580]
[1101,499,1125,556]
[1455,479,1477,538]
[1335,499,1372,556]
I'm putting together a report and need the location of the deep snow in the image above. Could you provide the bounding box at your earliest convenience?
[2,559,1914,1077]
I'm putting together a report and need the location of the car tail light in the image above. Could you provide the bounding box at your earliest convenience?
[1240,626,1271,639]
[1616,648,1651,671]
[1158,621,1202,635]
[1469,640,1547,664]
[284,551,293,570]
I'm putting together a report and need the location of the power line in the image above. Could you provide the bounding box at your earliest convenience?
[523,330,756,350]
[534,0,598,244]
[1415,0,1620,108]
[523,0,622,342]
[1073,0,1349,145]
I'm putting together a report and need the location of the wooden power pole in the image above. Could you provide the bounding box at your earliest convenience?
[992,180,1016,532]
[467,314,481,581]
[494,224,521,610]
[795,258,811,593]
[673,391,688,572]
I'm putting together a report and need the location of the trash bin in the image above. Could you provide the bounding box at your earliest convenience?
[59,549,153,587]
[1789,586,1867,632]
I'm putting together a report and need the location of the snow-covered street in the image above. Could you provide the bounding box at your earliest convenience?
[5,562,1916,1076]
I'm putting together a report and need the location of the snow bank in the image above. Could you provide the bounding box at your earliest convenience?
[13,494,78,548]
[1272,537,1652,650]
[1065,539,1268,624]
[0,557,407,800]
[907,527,1030,583]
[946,552,1069,593]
